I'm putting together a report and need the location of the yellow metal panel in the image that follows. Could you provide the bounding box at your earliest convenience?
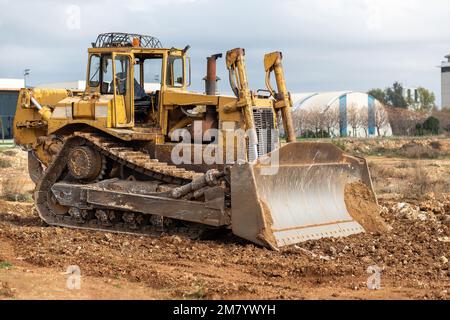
[252,98,273,108]
[32,88,71,106]
[74,100,95,119]
[13,88,71,148]
[13,106,46,147]
[163,91,220,106]
[217,96,237,107]
[48,119,108,134]
[114,95,127,125]
[112,52,135,128]
[218,106,242,123]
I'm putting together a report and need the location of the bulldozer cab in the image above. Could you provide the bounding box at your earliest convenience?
[85,33,190,129]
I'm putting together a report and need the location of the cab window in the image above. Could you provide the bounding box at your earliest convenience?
[88,54,100,87]
[100,55,113,94]
[144,57,163,83]
[166,56,184,87]
[114,55,130,95]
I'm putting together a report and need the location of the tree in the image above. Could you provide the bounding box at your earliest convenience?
[415,123,424,136]
[445,124,450,134]
[292,108,308,136]
[347,104,360,137]
[358,107,369,137]
[301,130,316,139]
[322,107,339,137]
[422,116,440,135]
[385,105,431,136]
[417,87,436,112]
[368,88,387,105]
[431,109,450,136]
[305,109,324,137]
[374,104,389,136]
[385,82,408,108]
[294,107,340,139]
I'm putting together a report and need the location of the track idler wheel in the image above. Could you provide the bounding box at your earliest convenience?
[67,146,104,182]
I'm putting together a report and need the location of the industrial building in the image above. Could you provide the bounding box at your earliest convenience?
[402,86,420,110]
[291,91,392,138]
[36,80,161,93]
[441,54,450,109]
[35,80,86,91]
[0,78,23,139]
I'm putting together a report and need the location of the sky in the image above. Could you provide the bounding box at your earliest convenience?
[0,0,449,105]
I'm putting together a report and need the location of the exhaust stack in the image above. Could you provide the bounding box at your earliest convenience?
[204,53,222,95]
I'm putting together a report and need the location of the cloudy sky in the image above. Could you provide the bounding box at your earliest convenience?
[0,0,449,104]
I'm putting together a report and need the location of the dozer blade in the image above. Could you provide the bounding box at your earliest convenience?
[230,142,376,249]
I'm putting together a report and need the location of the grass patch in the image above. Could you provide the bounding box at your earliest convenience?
[0,261,13,270]
[406,162,449,200]
[356,145,450,160]
[0,177,34,203]
[396,162,412,169]
[0,158,12,168]
[0,281,14,298]
[0,192,33,203]
[2,150,17,157]
[184,286,207,299]
[399,143,440,159]
[331,139,346,151]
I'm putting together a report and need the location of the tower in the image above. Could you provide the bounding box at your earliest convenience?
[441,54,450,109]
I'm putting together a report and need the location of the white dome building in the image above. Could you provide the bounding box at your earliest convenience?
[291,91,392,138]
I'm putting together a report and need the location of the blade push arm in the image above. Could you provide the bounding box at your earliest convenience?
[226,48,258,161]
[226,48,252,105]
[264,52,296,143]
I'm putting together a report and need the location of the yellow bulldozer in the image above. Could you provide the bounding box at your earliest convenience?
[13,33,375,249]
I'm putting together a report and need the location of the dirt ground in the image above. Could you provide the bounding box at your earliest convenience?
[0,138,449,300]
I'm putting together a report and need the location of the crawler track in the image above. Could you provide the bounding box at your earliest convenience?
[34,133,210,238]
